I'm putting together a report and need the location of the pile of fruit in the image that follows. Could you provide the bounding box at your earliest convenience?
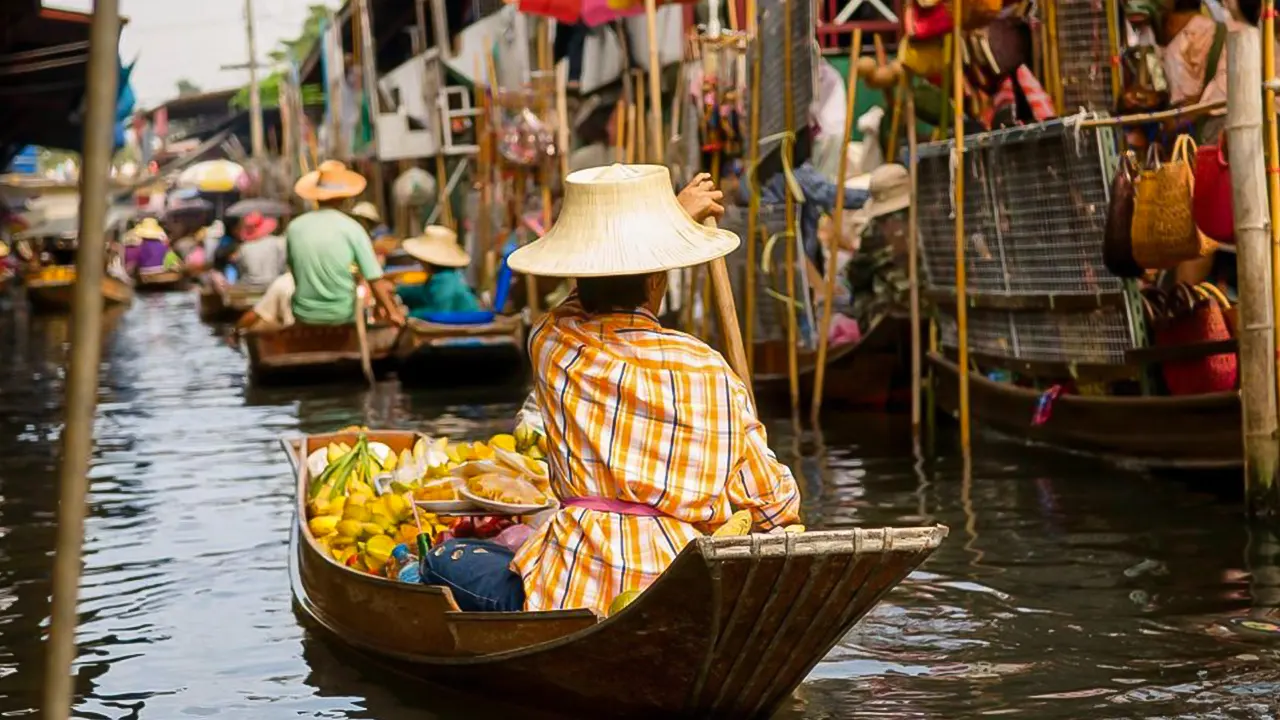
[304,426,551,576]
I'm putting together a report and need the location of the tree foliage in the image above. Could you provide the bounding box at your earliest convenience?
[231,3,329,110]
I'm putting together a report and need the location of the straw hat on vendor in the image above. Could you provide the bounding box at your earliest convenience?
[128,217,168,245]
[294,160,367,203]
[850,163,912,257]
[402,225,470,269]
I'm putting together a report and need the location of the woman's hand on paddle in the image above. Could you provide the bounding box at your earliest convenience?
[678,173,725,224]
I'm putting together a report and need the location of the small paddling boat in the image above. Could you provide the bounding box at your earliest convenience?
[198,281,265,323]
[396,314,526,387]
[25,266,134,313]
[134,268,188,293]
[244,322,401,384]
[286,429,947,719]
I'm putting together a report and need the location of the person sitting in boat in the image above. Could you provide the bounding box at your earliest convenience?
[287,161,405,327]
[123,217,181,275]
[395,226,481,319]
[350,201,392,241]
[235,271,296,332]
[232,211,287,286]
[420,166,801,615]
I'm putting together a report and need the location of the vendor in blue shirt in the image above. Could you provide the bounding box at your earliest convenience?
[396,225,480,317]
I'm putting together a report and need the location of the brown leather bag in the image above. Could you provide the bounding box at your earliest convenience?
[1104,152,1144,278]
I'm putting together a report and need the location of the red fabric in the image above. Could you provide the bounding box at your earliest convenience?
[907,2,954,40]
[1193,142,1234,244]
[518,0,581,24]
[1016,66,1056,121]
[1157,302,1237,395]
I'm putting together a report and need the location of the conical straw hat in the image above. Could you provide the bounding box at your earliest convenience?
[402,225,470,268]
[506,164,740,278]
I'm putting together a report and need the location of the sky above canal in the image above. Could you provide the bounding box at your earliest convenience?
[44,0,331,108]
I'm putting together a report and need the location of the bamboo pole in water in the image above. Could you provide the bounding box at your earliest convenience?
[906,76,923,437]
[952,0,971,454]
[44,1,118,717]
[1262,0,1280,432]
[811,28,863,417]
[781,0,801,413]
[1225,29,1280,515]
[743,0,762,377]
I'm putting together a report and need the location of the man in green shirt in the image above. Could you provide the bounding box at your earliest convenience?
[289,161,405,326]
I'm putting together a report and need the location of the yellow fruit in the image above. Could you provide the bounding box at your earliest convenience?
[329,533,355,548]
[412,438,427,463]
[328,496,346,517]
[361,522,386,538]
[536,434,548,454]
[398,449,413,470]
[385,494,412,522]
[784,525,806,534]
[713,510,753,538]
[489,433,517,452]
[343,503,372,523]
[370,514,396,534]
[609,589,643,616]
[365,534,396,571]
[336,519,364,538]
[327,443,344,463]
[472,441,495,460]
[526,446,545,460]
[308,515,340,537]
[451,443,471,462]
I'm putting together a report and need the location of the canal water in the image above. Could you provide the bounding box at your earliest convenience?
[1,295,1278,719]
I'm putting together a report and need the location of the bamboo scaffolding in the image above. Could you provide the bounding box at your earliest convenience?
[952,0,971,454]
[781,0,801,413]
[1076,99,1226,127]
[743,0,762,377]
[44,1,118,717]
[1263,0,1280,429]
[811,28,863,417]
[906,76,923,437]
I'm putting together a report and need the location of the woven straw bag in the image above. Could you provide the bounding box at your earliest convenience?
[1137,136,1214,269]
[1129,145,1160,265]
[1147,283,1237,395]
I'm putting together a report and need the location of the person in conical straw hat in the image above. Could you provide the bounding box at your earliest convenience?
[396,225,482,318]
[285,160,404,327]
[419,165,801,616]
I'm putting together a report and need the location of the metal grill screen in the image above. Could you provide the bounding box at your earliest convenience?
[1054,0,1115,113]
[749,0,815,178]
[917,121,1138,364]
[716,204,815,346]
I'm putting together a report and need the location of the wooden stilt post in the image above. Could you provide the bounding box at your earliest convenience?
[906,76,923,437]
[645,0,664,164]
[1226,28,1280,515]
[1262,0,1280,432]
[743,0,762,378]
[781,0,801,415]
[812,28,862,417]
[44,1,118,717]
[952,0,971,455]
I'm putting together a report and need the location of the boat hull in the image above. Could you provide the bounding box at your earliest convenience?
[135,270,188,293]
[929,353,1243,469]
[395,315,527,387]
[198,283,264,323]
[288,430,946,719]
[245,323,400,385]
[25,272,134,313]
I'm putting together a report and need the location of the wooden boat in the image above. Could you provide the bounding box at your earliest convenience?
[244,322,401,384]
[929,353,1243,469]
[395,315,526,386]
[25,266,134,313]
[751,311,914,410]
[198,282,265,323]
[286,429,947,719]
[134,268,188,293]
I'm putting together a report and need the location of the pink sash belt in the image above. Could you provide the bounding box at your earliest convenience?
[560,496,666,517]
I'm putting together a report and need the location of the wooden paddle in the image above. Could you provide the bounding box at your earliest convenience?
[704,217,756,409]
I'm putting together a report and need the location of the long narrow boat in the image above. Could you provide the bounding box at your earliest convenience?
[287,429,947,719]
[751,312,913,410]
[25,266,134,313]
[198,282,265,323]
[395,315,526,386]
[244,322,401,384]
[134,268,188,293]
[929,354,1242,469]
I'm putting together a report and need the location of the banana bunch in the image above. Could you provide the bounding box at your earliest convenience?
[513,424,548,459]
[308,433,397,501]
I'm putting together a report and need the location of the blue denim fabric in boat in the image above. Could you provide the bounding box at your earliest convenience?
[421,539,525,612]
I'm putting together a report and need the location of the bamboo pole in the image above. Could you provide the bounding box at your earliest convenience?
[1262,0,1280,428]
[645,0,664,163]
[952,0,971,454]
[707,220,755,407]
[1225,28,1280,515]
[476,57,494,293]
[743,0,762,377]
[906,78,923,437]
[811,28,863,416]
[556,61,570,181]
[781,0,800,413]
[44,1,118,717]
[636,71,648,164]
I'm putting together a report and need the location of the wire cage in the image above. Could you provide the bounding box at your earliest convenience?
[748,0,816,180]
[713,203,816,348]
[1053,0,1116,114]
[916,120,1139,365]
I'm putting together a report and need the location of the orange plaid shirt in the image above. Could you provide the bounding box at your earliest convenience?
[512,294,801,615]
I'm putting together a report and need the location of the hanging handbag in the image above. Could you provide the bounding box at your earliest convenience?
[1129,145,1161,266]
[906,1,954,41]
[1149,284,1237,396]
[1193,135,1234,244]
[1118,45,1170,114]
[1104,151,1144,278]
[1134,135,1215,269]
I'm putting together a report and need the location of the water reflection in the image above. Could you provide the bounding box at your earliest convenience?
[0,294,1273,718]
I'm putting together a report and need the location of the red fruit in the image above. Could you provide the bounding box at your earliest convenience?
[451,517,475,538]
[474,516,505,539]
